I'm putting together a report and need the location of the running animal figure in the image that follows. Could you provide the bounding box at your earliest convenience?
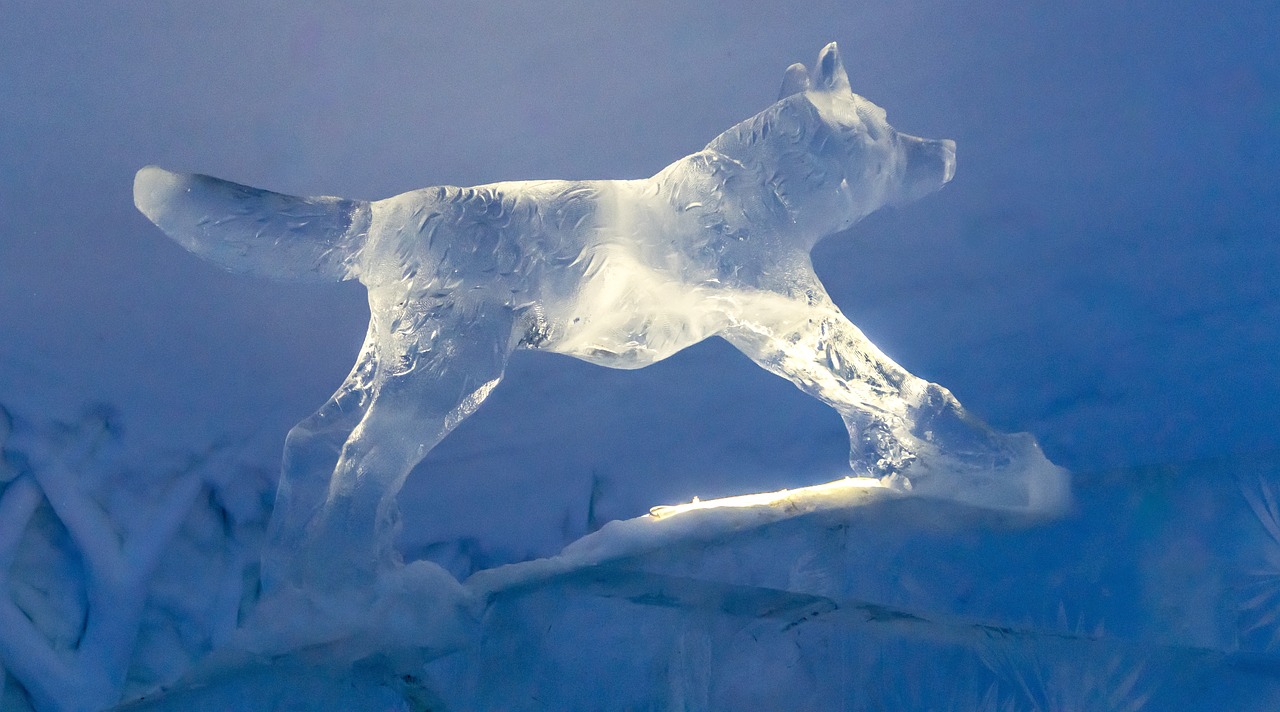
[135,43,1068,590]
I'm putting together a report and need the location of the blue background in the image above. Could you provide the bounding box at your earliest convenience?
[1,0,1276,563]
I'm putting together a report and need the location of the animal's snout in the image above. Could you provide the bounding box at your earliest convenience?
[896,133,957,205]
[939,138,956,184]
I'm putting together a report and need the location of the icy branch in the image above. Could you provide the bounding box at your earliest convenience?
[33,460,125,584]
[0,476,77,705]
[0,426,213,712]
[124,462,205,572]
[0,475,40,573]
[0,405,15,484]
[0,593,75,708]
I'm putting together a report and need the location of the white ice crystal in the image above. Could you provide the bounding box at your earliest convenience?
[134,42,1069,597]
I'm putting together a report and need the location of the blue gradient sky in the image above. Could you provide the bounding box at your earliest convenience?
[1,1,1276,557]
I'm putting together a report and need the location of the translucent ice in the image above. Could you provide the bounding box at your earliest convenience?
[134,43,1069,592]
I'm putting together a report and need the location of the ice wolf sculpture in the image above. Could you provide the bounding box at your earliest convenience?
[135,43,1068,590]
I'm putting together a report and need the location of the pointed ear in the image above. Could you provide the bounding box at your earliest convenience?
[814,42,851,93]
[778,63,811,100]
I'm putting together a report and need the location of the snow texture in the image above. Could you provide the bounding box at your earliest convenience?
[1,407,1279,710]
[0,406,274,711]
[63,456,1280,711]
[135,44,1066,599]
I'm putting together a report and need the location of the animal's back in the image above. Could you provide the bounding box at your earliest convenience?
[359,175,752,368]
[358,180,604,301]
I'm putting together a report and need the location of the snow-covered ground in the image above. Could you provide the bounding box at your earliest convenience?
[1,0,1277,709]
[24,453,1276,711]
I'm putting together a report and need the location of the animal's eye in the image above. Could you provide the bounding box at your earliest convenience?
[855,109,887,141]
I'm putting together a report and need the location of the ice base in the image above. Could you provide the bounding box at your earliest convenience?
[114,468,1280,712]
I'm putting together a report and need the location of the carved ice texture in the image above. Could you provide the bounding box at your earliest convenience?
[134,43,1069,593]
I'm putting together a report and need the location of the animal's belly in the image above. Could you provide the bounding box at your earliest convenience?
[547,308,710,369]
[540,255,729,369]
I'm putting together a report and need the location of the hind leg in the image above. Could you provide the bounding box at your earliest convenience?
[285,306,516,591]
[261,326,378,592]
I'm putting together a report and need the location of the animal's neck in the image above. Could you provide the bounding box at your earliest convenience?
[703,96,820,166]
[701,97,853,245]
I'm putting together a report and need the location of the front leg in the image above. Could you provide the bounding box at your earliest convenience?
[720,287,1069,512]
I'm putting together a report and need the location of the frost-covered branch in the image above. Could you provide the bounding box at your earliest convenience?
[124,461,206,573]
[33,460,126,585]
[1238,476,1280,650]
[0,412,214,712]
[0,475,40,570]
[0,475,74,706]
[0,587,76,709]
[0,404,16,483]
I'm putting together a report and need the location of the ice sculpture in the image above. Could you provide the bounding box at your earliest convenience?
[134,43,1068,593]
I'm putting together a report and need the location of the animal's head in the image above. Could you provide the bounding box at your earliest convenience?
[707,43,956,240]
[791,43,955,212]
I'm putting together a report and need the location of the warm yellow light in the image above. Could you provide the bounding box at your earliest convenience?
[647,476,887,520]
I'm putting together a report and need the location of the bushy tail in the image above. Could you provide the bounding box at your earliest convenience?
[133,166,370,282]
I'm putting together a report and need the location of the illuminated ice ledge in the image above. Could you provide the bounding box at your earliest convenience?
[123,469,1271,711]
[127,475,1058,710]
[415,473,1256,712]
[464,470,1062,605]
[466,476,901,599]
[647,476,889,520]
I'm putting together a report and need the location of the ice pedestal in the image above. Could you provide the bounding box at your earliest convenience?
[119,468,1280,712]
[423,472,1280,711]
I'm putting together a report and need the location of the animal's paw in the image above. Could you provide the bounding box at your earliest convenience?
[895,433,1072,516]
[233,560,477,660]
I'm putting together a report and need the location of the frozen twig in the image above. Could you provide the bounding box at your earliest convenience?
[0,421,213,712]
[0,591,75,706]
[0,475,76,705]
[0,404,15,483]
[0,476,76,708]
[124,463,205,572]
[1242,477,1280,549]
[0,475,40,572]
[1237,476,1280,649]
[34,460,125,585]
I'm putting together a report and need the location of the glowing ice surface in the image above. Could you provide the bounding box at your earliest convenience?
[134,43,1069,592]
[647,477,889,520]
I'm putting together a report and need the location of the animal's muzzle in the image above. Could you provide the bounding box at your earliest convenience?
[897,133,957,204]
